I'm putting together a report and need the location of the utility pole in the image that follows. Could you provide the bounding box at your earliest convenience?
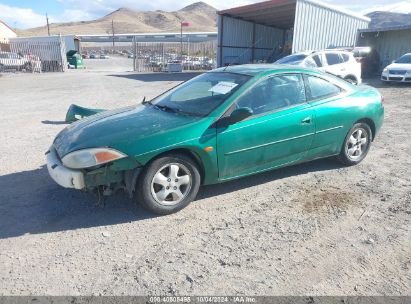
[46,13,50,36]
[111,19,115,51]
[180,22,183,61]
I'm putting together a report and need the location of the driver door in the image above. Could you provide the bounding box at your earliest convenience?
[216,74,315,180]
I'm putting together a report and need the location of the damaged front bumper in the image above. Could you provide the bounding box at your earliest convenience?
[46,147,85,189]
[46,147,142,195]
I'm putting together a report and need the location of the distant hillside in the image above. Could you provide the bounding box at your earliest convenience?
[366,11,411,29]
[17,1,217,36]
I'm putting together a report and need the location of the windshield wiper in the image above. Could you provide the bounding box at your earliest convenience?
[143,99,202,117]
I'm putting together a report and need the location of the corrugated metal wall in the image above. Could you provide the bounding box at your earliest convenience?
[293,0,369,52]
[357,29,411,70]
[217,15,284,67]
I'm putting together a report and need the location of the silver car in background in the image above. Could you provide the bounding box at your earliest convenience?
[381,53,411,83]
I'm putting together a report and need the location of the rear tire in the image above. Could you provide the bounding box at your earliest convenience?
[136,153,201,215]
[337,123,372,166]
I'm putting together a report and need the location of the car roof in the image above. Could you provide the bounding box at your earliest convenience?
[212,64,318,76]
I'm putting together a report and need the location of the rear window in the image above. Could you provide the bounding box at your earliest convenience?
[325,53,343,65]
[276,54,307,65]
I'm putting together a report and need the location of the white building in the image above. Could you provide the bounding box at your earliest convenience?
[0,20,17,43]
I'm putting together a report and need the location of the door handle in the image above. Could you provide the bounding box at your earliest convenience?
[301,117,312,125]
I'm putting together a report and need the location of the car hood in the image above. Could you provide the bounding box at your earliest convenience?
[385,63,411,71]
[53,104,202,158]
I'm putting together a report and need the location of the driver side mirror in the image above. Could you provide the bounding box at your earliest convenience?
[229,107,253,124]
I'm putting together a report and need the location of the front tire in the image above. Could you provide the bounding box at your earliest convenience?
[337,123,372,166]
[136,153,201,215]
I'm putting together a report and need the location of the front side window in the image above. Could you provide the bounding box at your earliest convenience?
[235,74,306,116]
[306,75,342,100]
[151,72,250,116]
[325,53,343,65]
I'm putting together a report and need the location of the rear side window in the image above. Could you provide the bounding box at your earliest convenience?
[325,53,342,65]
[341,53,350,62]
[305,75,342,100]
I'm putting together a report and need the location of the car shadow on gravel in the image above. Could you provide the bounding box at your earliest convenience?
[0,166,155,239]
[0,158,342,239]
[363,77,411,89]
[197,158,343,200]
[107,72,202,82]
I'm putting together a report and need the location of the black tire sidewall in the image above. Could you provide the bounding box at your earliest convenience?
[339,123,372,166]
[137,154,201,215]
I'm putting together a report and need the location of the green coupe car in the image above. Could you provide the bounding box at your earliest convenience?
[46,64,384,214]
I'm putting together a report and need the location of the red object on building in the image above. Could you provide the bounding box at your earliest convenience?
[181,21,192,27]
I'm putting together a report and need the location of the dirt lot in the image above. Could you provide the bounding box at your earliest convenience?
[0,67,410,296]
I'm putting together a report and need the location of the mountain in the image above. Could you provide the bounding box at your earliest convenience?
[366,11,411,29]
[17,2,217,37]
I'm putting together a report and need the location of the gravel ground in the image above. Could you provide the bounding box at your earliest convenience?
[0,64,410,296]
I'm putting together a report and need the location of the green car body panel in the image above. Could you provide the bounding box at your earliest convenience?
[51,65,384,190]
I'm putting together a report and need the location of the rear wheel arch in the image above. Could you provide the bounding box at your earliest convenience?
[344,74,358,84]
[355,118,376,141]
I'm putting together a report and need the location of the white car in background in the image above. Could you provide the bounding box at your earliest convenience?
[381,53,411,83]
[275,50,362,84]
[0,52,31,71]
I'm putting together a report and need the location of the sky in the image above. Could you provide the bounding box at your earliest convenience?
[1,0,411,29]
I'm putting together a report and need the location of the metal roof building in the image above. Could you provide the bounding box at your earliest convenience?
[357,25,411,70]
[217,0,370,67]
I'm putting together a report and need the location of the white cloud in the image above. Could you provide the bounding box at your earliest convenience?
[60,9,94,22]
[0,4,48,28]
[58,0,261,16]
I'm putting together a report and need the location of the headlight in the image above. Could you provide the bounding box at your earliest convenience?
[62,148,127,169]
[383,68,388,73]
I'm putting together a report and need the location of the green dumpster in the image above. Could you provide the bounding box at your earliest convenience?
[67,50,85,69]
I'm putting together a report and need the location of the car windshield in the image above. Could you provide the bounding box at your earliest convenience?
[275,54,308,65]
[396,54,411,64]
[150,72,251,116]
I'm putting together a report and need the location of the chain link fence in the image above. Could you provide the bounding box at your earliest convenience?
[0,37,67,74]
[81,40,217,72]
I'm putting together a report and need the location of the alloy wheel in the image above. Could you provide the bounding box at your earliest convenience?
[150,163,192,205]
[346,127,369,161]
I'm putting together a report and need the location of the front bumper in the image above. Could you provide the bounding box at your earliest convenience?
[381,73,411,82]
[46,147,85,189]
